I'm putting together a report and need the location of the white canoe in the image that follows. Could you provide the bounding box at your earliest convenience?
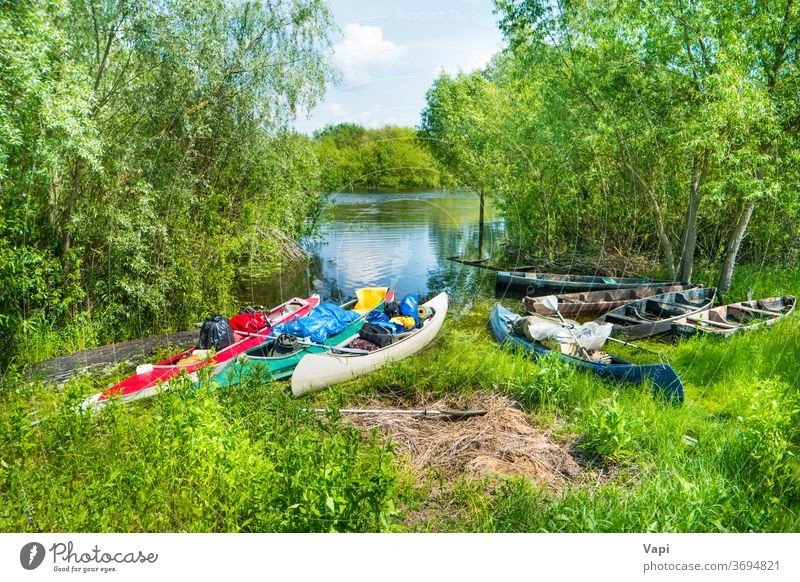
[291,292,449,396]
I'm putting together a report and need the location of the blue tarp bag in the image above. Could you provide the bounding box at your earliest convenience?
[270,303,360,344]
[274,317,304,338]
[398,294,420,326]
[367,311,390,324]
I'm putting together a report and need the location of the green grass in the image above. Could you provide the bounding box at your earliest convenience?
[1,267,799,532]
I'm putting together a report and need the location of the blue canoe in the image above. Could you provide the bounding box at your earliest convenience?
[490,304,684,403]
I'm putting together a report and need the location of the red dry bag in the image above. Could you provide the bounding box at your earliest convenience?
[229,312,269,334]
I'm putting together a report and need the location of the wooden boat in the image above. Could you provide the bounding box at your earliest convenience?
[490,304,683,403]
[446,256,536,272]
[672,295,795,338]
[496,271,676,295]
[291,293,449,396]
[523,284,697,318]
[81,295,320,410]
[596,287,716,339]
[212,289,394,388]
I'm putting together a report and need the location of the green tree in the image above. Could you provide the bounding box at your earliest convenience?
[0,0,337,362]
[420,71,511,256]
[313,124,448,192]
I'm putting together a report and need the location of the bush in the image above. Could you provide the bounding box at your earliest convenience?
[580,396,643,463]
[509,351,575,410]
[0,375,399,532]
[733,380,800,502]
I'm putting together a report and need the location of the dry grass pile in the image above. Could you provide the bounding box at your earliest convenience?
[344,394,582,488]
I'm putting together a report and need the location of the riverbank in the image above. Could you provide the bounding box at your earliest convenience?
[2,268,798,532]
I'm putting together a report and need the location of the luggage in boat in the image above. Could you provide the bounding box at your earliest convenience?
[398,294,420,325]
[229,311,269,333]
[358,322,393,348]
[354,287,390,314]
[270,303,360,344]
[291,293,449,396]
[212,289,395,389]
[490,304,683,403]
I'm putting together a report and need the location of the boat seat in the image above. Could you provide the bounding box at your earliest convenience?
[604,312,643,325]
[645,298,699,313]
[685,316,737,329]
[391,330,416,344]
[732,305,782,317]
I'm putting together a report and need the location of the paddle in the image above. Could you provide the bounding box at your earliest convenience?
[307,408,487,419]
[605,336,664,354]
[541,295,592,360]
[295,338,369,355]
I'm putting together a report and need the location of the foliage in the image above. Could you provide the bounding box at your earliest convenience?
[1,267,800,532]
[0,0,337,363]
[421,0,800,285]
[0,375,398,532]
[733,380,800,502]
[506,350,575,410]
[313,124,451,192]
[579,396,642,463]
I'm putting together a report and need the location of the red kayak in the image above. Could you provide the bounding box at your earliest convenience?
[81,295,320,410]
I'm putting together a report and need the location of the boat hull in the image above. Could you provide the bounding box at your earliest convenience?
[491,304,683,403]
[497,271,676,296]
[672,295,795,338]
[81,296,320,409]
[291,293,449,396]
[523,284,697,318]
[597,287,716,339]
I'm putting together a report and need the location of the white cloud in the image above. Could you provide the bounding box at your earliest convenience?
[320,102,350,123]
[435,48,496,76]
[333,24,409,84]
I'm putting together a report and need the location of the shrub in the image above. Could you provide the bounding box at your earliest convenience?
[580,396,642,463]
[733,380,800,502]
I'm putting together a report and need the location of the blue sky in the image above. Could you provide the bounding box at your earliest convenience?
[293,0,504,134]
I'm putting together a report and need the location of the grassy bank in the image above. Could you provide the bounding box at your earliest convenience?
[1,272,799,532]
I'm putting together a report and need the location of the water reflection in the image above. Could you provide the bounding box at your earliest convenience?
[238,191,505,309]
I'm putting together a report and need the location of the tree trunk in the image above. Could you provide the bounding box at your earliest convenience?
[624,162,676,279]
[678,185,699,284]
[717,199,756,296]
[61,158,83,258]
[477,188,485,259]
[678,150,709,284]
[653,202,676,280]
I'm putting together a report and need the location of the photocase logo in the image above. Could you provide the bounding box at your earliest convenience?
[20,542,46,570]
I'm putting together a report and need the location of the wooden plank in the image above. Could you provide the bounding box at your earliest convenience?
[605,312,645,325]
[29,330,197,383]
[685,317,738,329]
[732,305,783,317]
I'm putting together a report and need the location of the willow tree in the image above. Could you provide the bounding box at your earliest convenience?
[0,0,337,359]
[495,0,799,289]
[420,71,511,257]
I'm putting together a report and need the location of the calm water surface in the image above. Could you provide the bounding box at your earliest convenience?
[238,191,505,311]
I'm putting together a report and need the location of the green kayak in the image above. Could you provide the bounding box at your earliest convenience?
[212,289,392,388]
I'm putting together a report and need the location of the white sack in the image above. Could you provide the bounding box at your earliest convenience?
[516,314,613,350]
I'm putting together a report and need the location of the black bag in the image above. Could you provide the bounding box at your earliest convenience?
[199,314,235,351]
[358,322,392,348]
[384,302,400,319]
[272,333,298,356]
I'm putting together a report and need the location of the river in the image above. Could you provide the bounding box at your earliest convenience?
[238,191,505,312]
